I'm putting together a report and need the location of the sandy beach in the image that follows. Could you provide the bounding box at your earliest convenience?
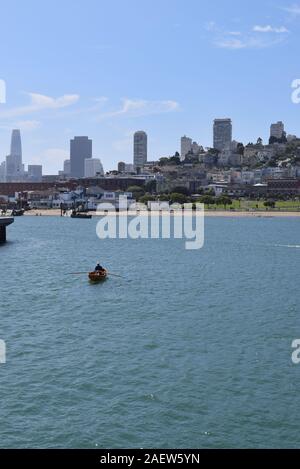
[23,209,300,218]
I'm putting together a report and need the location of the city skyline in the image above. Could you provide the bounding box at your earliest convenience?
[0,115,297,180]
[1,0,300,173]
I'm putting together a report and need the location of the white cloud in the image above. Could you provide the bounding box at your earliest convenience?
[28,93,79,109]
[94,96,109,104]
[0,93,79,119]
[98,98,179,119]
[215,36,286,49]
[15,120,41,131]
[207,21,288,50]
[0,120,40,131]
[215,38,247,49]
[205,21,217,32]
[282,4,300,15]
[253,25,289,33]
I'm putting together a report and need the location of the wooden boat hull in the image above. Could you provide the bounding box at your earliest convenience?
[88,270,108,282]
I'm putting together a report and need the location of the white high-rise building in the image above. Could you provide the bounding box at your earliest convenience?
[10,129,22,166]
[84,158,104,177]
[270,121,285,140]
[134,131,147,170]
[5,129,24,181]
[213,119,232,151]
[181,136,192,161]
[192,141,202,155]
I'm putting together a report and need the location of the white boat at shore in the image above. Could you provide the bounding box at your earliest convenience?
[0,210,13,217]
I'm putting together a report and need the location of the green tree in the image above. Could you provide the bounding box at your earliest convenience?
[145,180,157,193]
[171,186,190,196]
[158,157,169,166]
[217,196,233,209]
[237,143,245,155]
[139,195,156,204]
[170,193,188,204]
[169,155,181,165]
[198,195,215,207]
[127,185,145,200]
[264,200,276,209]
[158,194,170,202]
[206,187,216,196]
[158,155,181,166]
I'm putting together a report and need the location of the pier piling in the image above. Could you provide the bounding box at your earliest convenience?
[0,217,14,243]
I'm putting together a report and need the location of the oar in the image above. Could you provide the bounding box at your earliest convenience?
[69,271,89,275]
[68,271,124,278]
[107,272,124,278]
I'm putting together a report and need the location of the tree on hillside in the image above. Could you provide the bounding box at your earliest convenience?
[158,157,169,166]
[169,155,181,165]
[158,155,181,166]
[237,143,245,155]
[269,135,287,145]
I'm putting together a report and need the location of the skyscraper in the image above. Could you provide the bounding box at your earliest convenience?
[84,158,104,177]
[5,129,24,181]
[63,159,71,176]
[134,131,147,171]
[70,136,92,178]
[270,121,285,140]
[181,136,192,161]
[10,129,22,166]
[0,161,6,182]
[213,119,232,151]
[28,165,43,182]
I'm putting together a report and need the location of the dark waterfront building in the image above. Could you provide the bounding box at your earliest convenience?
[0,177,146,197]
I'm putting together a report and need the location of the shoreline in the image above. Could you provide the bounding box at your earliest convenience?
[23,209,300,218]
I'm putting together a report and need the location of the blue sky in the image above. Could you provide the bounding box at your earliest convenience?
[0,0,300,173]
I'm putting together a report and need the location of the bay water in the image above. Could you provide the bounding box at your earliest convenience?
[0,216,300,448]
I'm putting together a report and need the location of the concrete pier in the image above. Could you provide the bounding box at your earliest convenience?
[0,217,14,243]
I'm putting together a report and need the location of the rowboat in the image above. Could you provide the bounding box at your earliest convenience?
[71,212,92,219]
[88,269,108,282]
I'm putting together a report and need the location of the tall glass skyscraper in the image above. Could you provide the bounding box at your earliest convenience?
[213,119,232,151]
[10,129,22,166]
[5,129,23,181]
[70,136,92,178]
[133,131,147,171]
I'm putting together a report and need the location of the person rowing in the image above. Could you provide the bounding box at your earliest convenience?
[95,262,105,273]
